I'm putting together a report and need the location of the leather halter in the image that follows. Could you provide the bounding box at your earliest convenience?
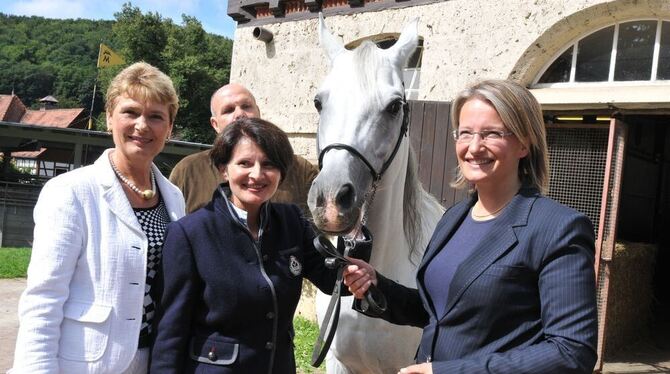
[317,99,410,182]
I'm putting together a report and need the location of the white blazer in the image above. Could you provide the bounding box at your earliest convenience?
[10,149,185,374]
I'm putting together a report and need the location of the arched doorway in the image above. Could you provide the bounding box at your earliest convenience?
[518,10,670,371]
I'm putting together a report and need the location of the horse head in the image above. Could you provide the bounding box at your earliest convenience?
[308,14,419,235]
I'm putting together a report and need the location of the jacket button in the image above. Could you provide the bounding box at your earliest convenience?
[262,254,269,261]
[266,312,275,319]
[426,355,432,362]
[208,350,218,361]
[265,342,274,350]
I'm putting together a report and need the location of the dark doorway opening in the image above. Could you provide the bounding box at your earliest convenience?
[613,114,670,362]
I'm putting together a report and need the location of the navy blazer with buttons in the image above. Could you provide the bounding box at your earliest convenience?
[150,186,339,374]
[367,188,598,373]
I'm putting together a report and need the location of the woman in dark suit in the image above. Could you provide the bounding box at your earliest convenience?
[150,117,341,374]
[344,79,598,374]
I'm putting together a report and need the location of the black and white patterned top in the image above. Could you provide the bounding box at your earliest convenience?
[133,195,170,347]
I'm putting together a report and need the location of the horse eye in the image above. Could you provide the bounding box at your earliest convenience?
[386,100,403,115]
[314,98,323,112]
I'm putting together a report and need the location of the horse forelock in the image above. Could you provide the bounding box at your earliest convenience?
[349,41,396,105]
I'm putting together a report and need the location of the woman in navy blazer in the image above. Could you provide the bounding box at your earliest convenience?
[344,80,598,374]
[151,117,344,374]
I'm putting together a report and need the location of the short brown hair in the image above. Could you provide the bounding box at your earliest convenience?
[105,62,179,123]
[450,79,549,193]
[210,117,294,183]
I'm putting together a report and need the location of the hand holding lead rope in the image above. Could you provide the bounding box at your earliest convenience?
[313,234,387,315]
[310,227,387,367]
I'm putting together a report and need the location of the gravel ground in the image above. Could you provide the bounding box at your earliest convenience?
[0,278,25,373]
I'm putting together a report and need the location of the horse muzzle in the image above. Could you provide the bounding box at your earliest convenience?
[308,180,364,235]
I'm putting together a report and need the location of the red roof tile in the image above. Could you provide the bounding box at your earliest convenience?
[11,148,47,159]
[0,94,27,122]
[21,108,87,128]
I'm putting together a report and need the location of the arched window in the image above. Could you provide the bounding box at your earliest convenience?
[535,19,670,86]
[346,34,424,100]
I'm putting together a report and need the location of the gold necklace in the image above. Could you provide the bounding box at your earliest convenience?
[109,154,156,200]
[472,201,509,218]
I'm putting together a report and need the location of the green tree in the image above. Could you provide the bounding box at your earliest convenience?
[112,3,168,71]
[0,5,232,143]
[0,13,112,114]
[111,7,232,143]
[162,15,231,143]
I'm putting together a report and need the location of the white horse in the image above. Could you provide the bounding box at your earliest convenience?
[307,15,445,374]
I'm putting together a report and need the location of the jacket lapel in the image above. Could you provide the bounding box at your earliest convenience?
[416,194,476,317]
[438,188,538,321]
[97,150,143,236]
[154,164,184,222]
[419,195,476,272]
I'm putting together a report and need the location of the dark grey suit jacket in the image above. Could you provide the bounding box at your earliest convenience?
[369,188,598,373]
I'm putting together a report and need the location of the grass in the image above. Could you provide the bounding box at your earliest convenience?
[0,247,31,278]
[294,315,325,374]
[0,246,323,372]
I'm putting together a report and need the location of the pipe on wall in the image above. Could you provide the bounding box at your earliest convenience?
[253,27,273,43]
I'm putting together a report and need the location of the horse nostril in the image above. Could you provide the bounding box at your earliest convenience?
[335,184,355,210]
[316,193,326,208]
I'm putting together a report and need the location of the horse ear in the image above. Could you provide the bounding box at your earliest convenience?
[319,13,345,62]
[386,18,419,69]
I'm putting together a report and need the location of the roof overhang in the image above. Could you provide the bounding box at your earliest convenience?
[0,121,210,156]
[530,84,670,112]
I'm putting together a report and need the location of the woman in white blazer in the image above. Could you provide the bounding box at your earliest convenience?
[10,62,185,374]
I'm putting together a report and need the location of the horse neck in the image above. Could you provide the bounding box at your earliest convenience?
[364,140,416,276]
[364,139,444,280]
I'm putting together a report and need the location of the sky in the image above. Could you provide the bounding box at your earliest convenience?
[0,0,237,38]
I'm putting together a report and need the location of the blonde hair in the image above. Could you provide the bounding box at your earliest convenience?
[450,79,549,193]
[105,62,179,122]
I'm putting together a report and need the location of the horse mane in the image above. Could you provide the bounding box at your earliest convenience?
[404,145,439,264]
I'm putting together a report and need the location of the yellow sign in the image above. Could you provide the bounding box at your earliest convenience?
[97,43,125,68]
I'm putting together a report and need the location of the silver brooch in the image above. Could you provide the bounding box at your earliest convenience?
[289,255,302,276]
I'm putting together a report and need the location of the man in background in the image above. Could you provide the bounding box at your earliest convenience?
[169,83,318,214]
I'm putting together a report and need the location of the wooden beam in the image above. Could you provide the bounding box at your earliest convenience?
[304,0,322,12]
[227,0,254,22]
[269,0,285,17]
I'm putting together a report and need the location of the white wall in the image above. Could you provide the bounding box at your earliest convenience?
[230,0,670,160]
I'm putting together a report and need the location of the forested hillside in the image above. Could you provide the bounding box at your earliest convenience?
[0,14,113,111]
[0,3,233,143]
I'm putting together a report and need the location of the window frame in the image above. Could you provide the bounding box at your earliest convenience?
[533,18,668,88]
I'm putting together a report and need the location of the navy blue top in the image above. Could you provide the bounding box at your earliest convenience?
[423,211,496,316]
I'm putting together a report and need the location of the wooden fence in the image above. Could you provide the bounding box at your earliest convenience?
[0,181,40,247]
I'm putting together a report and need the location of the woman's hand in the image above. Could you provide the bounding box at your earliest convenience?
[398,362,433,374]
[342,257,377,299]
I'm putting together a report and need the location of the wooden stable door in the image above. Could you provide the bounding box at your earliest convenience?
[407,100,465,208]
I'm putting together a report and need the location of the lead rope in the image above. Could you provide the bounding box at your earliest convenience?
[311,179,385,367]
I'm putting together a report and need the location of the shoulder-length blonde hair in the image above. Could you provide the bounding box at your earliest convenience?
[450,79,549,193]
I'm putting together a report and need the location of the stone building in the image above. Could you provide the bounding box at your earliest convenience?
[227,0,670,369]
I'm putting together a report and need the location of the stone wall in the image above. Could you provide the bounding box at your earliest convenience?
[230,0,670,160]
